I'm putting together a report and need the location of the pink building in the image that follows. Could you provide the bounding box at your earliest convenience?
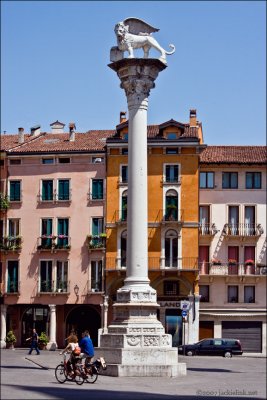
[0,122,113,349]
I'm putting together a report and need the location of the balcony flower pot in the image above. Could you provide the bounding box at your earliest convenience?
[228,260,238,275]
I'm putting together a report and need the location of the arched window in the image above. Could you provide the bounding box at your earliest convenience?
[121,190,128,221]
[165,229,178,268]
[121,230,127,267]
[165,189,178,221]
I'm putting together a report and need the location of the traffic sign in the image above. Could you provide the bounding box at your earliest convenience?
[182,310,187,317]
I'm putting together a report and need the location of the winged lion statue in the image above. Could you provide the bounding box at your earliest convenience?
[110,17,175,64]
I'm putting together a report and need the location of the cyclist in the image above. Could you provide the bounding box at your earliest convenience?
[79,330,94,367]
[60,334,81,376]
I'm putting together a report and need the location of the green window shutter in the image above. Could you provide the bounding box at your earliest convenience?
[10,181,20,201]
[59,180,69,200]
[92,218,99,235]
[92,180,103,199]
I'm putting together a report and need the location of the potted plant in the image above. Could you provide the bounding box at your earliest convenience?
[38,332,49,349]
[228,259,238,275]
[211,258,221,266]
[5,330,16,349]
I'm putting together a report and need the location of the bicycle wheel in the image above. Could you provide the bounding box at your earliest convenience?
[55,364,67,384]
[85,368,98,384]
[75,373,84,385]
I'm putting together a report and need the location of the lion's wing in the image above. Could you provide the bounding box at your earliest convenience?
[123,17,159,35]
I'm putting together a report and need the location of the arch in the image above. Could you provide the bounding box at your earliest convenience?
[65,305,101,347]
[165,189,178,221]
[21,305,50,347]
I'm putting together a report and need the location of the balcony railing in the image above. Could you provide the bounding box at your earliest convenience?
[222,223,264,237]
[105,256,198,270]
[0,236,22,252]
[37,236,71,251]
[199,223,218,236]
[199,262,266,276]
[37,280,70,294]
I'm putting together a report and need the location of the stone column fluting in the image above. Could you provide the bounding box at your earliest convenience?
[47,304,57,350]
[0,305,7,348]
[97,59,186,377]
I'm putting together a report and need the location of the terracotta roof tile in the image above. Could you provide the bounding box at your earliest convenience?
[200,146,267,164]
[2,131,115,154]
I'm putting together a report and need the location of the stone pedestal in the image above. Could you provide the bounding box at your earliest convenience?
[98,58,186,376]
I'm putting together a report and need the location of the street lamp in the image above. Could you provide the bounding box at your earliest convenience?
[74,284,79,296]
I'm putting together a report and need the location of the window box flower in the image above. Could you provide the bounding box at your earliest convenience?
[228,259,237,266]
[211,258,221,266]
[245,259,255,266]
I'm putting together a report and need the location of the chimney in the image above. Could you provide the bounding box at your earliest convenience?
[69,122,76,142]
[30,125,41,136]
[50,120,65,134]
[120,111,127,123]
[189,109,197,126]
[18,127,24,144]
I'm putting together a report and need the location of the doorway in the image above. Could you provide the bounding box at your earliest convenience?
[66,305,101,346]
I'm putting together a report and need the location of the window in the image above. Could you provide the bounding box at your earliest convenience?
[7,261,19,293]
[42,180,53,201]
[166,148,178,154]
[123,133,128,140]
[199,206,210,234]
[41,219,53,248]
[244,286,255,303]
[58,157,70,164]
[9,181,21,201]
[58,179,70,201]
[121,190,128,221]
[244,206,255,235]
[9,159,21,165]
[163,281,179,296]
[91,260,102,292]
[246,172,261,189]
[0,160,4,166]
[200,172,214,189]
[165,165,179,183]
[56,261,68,292]
[121,165,128,183]
[166,132,177,139]
[228,206,239,235]
[40,261,52,292]
[57,219,69,248]
[121,148,128,155]
[121,230,127,267]
[199,285,210,302]
[165,230,178,268]
[92,218,103,236]
[92,179,103,200]
[165,189,178,221]
[8,219,20,237]
[228,286,238,303]
[42,158,54,164]
[222,172,238,189]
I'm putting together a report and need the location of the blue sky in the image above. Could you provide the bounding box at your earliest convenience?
[1,1,266,145]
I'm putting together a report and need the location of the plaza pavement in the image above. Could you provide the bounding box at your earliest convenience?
[1,348,266,400]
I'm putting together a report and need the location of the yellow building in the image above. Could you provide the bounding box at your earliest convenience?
[105,110,205,345]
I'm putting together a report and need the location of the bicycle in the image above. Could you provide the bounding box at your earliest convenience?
[83,357,107,384]
[55,353,84,385]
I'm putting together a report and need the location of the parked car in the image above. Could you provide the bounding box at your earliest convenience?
[178,338,243,358]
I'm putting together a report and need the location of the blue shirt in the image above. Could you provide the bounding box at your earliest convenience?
[79,336,94,357]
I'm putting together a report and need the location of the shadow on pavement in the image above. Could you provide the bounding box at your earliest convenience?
[1,384,261,400]
[187,367,241,373]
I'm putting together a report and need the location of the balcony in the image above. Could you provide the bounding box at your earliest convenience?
[37,236,71,252]
[0,236,22,252]
[87,234,106,250]
[199,223,218,236]
[222,223,264,238]
[105,256,198,271]
[37,280,70,295]
[199,261,266,276]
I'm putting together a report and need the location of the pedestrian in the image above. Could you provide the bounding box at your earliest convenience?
[79,330,94,365]
[26,328,40,355]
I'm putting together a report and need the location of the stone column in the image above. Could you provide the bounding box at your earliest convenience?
[97,59,186,377]
[0,305,7,348]
[47,304,57,350]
